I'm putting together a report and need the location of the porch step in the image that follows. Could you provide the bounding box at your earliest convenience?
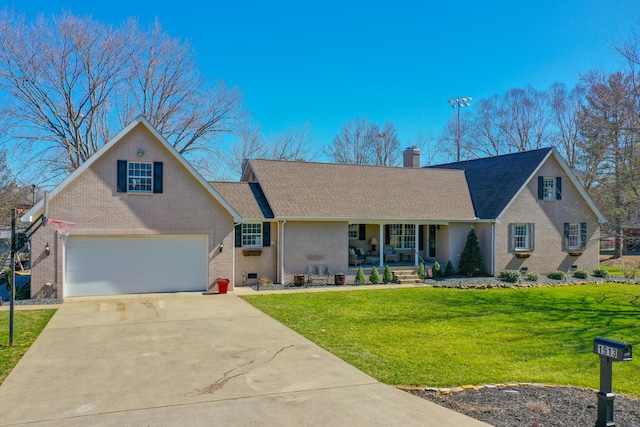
[393,269,421,285]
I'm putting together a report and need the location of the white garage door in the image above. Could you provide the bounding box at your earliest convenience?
[65,235,208,297]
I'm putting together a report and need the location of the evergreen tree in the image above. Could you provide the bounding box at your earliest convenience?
[355,267,366,285]
[418,262,426,280]
[458,227,485,276]
[383,265,394,283]
[445,261,455,276]
[433,261,442,278]
[370,267,380,284]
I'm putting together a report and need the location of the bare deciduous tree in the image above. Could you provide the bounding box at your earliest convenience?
[548,82,586,169]
[498,86,550,152]
[327,117,401,166]
[0,11,245,175]
[227,122,317,177]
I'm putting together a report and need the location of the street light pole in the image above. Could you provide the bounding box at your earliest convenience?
[447,96,472,161]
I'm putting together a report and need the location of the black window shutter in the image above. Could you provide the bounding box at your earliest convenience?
[263,222,271,247]
[117,160,127,192]
[359,224,366,241]
[384,225,390,245]
[418,225,424,251]
[529,224,535,251]
[538,176,543,199]
[563,223,569,249]
[235,225,242,247]
[581,222,587,248]
[153,162,163,193]
[556,177,562,200]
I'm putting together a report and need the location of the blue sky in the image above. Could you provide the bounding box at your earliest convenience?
[12,0,640,156]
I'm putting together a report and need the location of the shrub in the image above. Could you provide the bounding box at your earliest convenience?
[383,265,394,283]
[573,269,589,279]
[433,261,442,278]
[593,268,609,278]
[444,261,455,277]
[16,282,30,300]
[526,272,539,281]
[458,227,485,276]
[370,267,380,284]
[355,267,366,285]
[417,262,425,280]
[499,270,521,283]
[547,270,566,280]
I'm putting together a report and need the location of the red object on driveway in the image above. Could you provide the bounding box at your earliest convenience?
[216,278,230,294]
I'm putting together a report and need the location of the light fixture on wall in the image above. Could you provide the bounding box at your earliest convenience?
[370,237,378,252]
[137,149,144,156]
[219,242,224,253]
[45,242,50,256]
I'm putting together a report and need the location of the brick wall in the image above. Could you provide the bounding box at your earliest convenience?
[494,156,600,275]
[29,122,235,298]
[283,221,347,284]
[234,221,277,286]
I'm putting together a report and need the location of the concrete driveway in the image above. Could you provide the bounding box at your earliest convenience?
[0,292,490,426]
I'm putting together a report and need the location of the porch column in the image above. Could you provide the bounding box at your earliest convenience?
[378,225,384,268]
[414,225,420,266]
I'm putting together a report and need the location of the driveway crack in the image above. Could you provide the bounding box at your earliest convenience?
[186,345,294,396]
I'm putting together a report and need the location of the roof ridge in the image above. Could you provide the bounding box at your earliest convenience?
[431,147,554,168]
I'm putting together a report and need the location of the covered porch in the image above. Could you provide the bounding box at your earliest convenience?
[348,223,443,268]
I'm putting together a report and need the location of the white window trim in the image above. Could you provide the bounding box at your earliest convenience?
[242,223,262,247]
[348,224,359,240]
[542,177,556,200]
[565,223,582,250]
[514,224,529,251]
[128,162,153,193]
[389,224,416,249]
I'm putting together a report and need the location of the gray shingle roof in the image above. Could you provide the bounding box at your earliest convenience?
[244,160,476,221]
[428,147,553,219]
[209,182,273,219]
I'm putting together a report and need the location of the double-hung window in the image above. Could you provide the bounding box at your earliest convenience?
[128,162,153,192]
[388,224,416,249]
[348,224,359,240]
[542,177,555,199]
[242,223,262,247]
[117,160,163,193]
[538,176,562,200]
[234,222,271,248]
[564,222,587,250]
[509,223,534,252]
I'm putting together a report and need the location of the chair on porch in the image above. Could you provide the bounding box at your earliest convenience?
[383,245,400,263]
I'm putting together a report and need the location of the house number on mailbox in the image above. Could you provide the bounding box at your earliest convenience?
[596,344,618,359]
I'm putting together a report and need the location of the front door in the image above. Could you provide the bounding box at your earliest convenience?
[428,225,437,258]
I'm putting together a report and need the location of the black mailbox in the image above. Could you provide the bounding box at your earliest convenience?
[593,337,632,362]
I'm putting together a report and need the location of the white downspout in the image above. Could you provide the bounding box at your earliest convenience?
[491,222,495,276]
[280,219,287,284]
[414,225,419,266]
[378,225,384,268]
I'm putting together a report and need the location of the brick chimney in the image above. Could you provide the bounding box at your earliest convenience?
[403,146,421,168]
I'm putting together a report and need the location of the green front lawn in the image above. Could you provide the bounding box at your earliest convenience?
[0,309,57,385]
[242,284,640,396]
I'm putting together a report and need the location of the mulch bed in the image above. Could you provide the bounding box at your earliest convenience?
[402,384,640,427]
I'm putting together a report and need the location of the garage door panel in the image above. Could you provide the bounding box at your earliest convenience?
[65,236,208,297]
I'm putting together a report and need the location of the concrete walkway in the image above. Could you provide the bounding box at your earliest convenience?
[0,292,490,426]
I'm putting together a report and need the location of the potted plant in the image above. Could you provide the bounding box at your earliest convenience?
[294,273,305,286]
[215,276,230,294]
[334,272,346,285]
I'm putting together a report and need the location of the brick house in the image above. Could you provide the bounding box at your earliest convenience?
[22,117,604,297]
